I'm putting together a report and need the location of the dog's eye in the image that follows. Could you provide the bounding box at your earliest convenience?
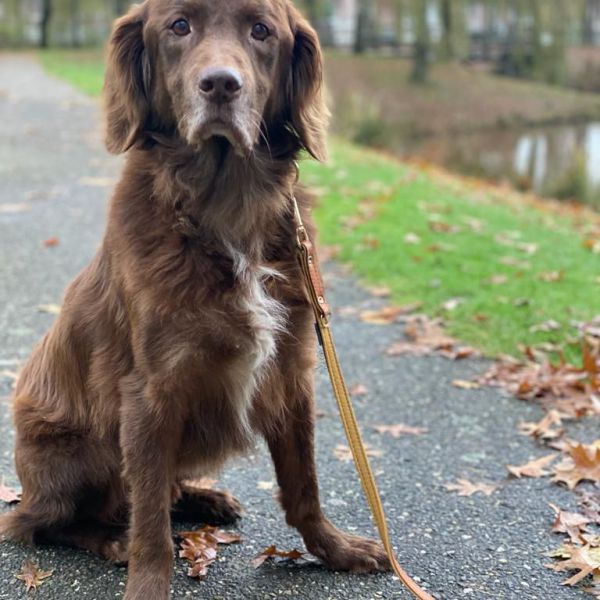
[251,23,270,41]
[172,19,191,36]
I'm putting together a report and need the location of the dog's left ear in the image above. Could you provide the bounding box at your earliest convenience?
[287,7,329,162]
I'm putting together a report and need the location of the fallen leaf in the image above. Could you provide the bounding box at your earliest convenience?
[43,237,59,248]
[349,383,368,397]
[445,479,498,497]
[546,544,600,586]
[366,286,391,298]
[178,526,241,580]
[38,304,61,315]
[507,454,557,479]
[252,545,305,569]
[334,444,382,462]
[452,380,481,390]
[486,274,509,285]
[530,320,562,333]
[518,410,565,441]
[550,503,591,545]
[373,424,428,438]
[0,478,21,504]
[442,297,464,311]
[15,560,53,592]
[539,270,564,283]
[553,442,600,490]
[404,232,421,244]
[360,305,419,325]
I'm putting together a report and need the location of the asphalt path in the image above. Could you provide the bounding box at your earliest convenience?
[0,54,595,600]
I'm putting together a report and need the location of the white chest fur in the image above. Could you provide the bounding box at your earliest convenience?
[224,242,287,428]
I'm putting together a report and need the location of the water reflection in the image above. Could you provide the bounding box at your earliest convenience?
[398,122,600,207]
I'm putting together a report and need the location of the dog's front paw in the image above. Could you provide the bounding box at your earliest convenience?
[303,519,391,573]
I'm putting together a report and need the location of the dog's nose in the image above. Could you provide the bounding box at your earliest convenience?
[199,68,243,103]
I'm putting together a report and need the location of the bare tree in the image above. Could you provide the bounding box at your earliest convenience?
[39,0,52,48]
[354,0,371,54]
[411,0,430,82]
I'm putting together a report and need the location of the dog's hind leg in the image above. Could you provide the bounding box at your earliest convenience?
[172,482,243,525]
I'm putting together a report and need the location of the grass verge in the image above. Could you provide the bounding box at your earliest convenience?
[38,49,600,359]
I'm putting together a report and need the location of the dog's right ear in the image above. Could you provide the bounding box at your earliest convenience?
[104,3,150,154]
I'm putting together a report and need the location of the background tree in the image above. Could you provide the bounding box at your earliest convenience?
[411,0,430,83]
[39,0,52,48]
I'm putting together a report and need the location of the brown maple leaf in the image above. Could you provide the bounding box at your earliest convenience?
[550,504,591,545]
[15,560,53,592]
[177,526,241,579]
[0,478,21,504]
[444,479,498,497]
[553,442,600,490]
[333,444,382,462]
[373,424,428,438]
[507,454,557,479]
[252,545,306,568]
[546,544,600,586]
[518,410,565,441]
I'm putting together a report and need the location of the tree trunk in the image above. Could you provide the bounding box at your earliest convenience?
[411,0,430,83]
[70,0,81,47]
[440,0,454,60]
[353,0,370,54]
[39,0,52,48]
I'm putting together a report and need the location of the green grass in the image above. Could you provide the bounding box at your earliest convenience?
[38,49,600,359]
[39,49,106,96]
[304,142,600,359]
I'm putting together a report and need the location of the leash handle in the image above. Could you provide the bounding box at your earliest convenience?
[292,196,434,600]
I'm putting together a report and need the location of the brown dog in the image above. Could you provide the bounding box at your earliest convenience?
[0,1,390,598]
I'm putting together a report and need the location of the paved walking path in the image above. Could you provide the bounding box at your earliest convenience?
[0,55,594,599]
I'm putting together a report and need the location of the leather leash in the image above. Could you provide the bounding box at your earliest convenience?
[291,195,434,600]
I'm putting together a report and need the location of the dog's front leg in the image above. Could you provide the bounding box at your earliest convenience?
[120,376,182,600]
[262,365,391,574]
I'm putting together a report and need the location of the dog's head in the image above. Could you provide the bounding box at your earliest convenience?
[104,0,327,160]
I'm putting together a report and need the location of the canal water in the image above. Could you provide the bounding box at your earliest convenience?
[395,122,600,207]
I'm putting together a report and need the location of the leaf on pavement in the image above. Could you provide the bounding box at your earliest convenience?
[252,545,306,569]
[373,424,428,438]
[518,410,565,441]
[349,383,368,397]
[0,478,21,504]
[444,479,498,497]
[43,237,59,248]
[177,526,241,579]
[546,544,600,586]
[550,504,591,545]
[360,304,420,325]
[15,560,53,592]
[553,442,600,490]
[334,444,382,462]
[507,454,557,479]
[366,286,392,299]
[386,315,476,361]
